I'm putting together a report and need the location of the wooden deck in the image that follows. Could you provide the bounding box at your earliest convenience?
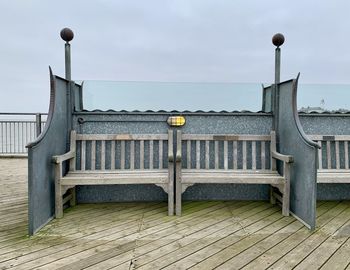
[1,159,350,269]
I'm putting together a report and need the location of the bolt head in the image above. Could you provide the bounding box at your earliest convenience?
[60,28,74,42]
[272,33,285,47]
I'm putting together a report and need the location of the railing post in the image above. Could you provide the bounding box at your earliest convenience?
[35,113,42,137]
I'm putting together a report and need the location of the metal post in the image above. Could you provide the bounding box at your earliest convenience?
[65,43,71,81]
[35,113,42,137]
[60,28,74,81]
[272,33,285,131]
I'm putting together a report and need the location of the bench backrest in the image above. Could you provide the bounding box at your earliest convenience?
[179,132,275,170]
[309,135,350,170]
[72,131,172,171]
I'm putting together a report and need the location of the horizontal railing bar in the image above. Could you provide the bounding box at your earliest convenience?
[0,112,48,115]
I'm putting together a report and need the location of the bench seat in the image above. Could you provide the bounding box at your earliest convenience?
[61,170,169,185]
[181,170,284,184]
[317,170,350,183]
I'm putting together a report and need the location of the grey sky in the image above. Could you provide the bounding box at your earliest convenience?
[0,1,349,112]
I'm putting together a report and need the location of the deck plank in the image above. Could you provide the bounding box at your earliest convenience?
[1,159,350,270]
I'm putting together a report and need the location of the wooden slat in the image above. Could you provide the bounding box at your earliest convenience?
[91,140,96,170]
[121,141,125,170]
[111,141,115,170]
[69,130,76,171]
[224,141,228,170]
[345,141,349,169]
[261,141,265,170]
[327,141,331,169]
[196,140,200,169]
[140,140,144,170]
[214,141,219,169]
[335,141,340,169]
[158,140,163,169]
[149,140,153,169]
[308,134,350,141]
[187,140,191,169]
[233,141,238,170]
[205,140,210,169]
[130,141,135,170]
[76,133,168,141]
[81,140,86,171]
[101,140,105,170]
[252,141,256,170]
[270,131,276,170]
[243,141,247,170]
[318,141,323,169]
[182,134,271,141]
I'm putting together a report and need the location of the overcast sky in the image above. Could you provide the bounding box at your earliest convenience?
[0,1,350,113]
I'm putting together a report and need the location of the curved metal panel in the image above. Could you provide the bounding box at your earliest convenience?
[27,69,71,235]
[276,76,318,229]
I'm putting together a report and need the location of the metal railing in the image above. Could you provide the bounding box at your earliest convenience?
[0,113,47,155]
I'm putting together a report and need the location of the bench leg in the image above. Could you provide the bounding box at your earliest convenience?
[270,186,276,205]
[168,164,174,216]
[282,164,291,216]
[70,187,77,207]
[54,164,63,218]
[176,163,182,216]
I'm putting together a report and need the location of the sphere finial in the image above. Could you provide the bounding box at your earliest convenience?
[272,33,285,47]
[60,28,74,43]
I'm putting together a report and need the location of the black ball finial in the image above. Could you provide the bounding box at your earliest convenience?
[272,33,285,47]
[60,28,74,43]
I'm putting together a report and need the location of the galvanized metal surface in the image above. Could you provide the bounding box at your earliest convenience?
[276,77,318,229]
[27,70,72,235]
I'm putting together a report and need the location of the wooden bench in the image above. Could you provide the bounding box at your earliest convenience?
[175,131,293,216]
[53,130,174,218]
[310,135,350,183]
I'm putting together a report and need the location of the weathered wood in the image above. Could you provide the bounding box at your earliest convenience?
[318,141,323,170]
[261,141,266,170]
[270,131,277,170]
[149,140,154,170]
[187,140,191,169]
[139,140,144,170]
[130,141,135,170]
[182,134,271,141]
[110,141,115,170]
[243,141,247,170]
[69,130,76,171]
[215,141,219,169]
[159,140,163,169]
[205,140,210,169]
[309,134,350,141]
[233,141,238,170]
[91,140,96,170]
[252,141,256,170]
[101,140,105,170]
[176,130,182,216]
[224,141,228,170]
[120,141,125,170]
[345,141,349,170]
[81,140,86,171]
[335,141,340,169]
[327,141,331,169]
[55,162,63,218]
[196,140,200,169]
[76,134,168,141]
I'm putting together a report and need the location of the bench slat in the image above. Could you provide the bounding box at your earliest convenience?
[111,141,115,170]
[335,141,340,169]
[130,141,135,170]
[101,140,105,170]
[327,141,331,169]
[261,141,265,170]
[91,140,96,170]
[243,141,247,170]
[345,141,349,169]
[187,140,191,169]
[149,140,153,169]
[233,141,238,170]
[182,134,271,141]
[214,141,219,169]
[159,140,163,169]
[196,140,200,169]
[224,141,228,170]
[252,141,256,170]
[76,134,168,141]
[140,140,144,169]
[205,140,209,169]
[81,140,86,171]
[318,141,322,169]
[121,141,125,170]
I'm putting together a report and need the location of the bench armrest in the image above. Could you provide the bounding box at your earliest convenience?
[52,151,75,164]
[271,150,294,163]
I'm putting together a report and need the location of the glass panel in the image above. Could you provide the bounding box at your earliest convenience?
[298,84,350,112]
[82,81,262,112]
